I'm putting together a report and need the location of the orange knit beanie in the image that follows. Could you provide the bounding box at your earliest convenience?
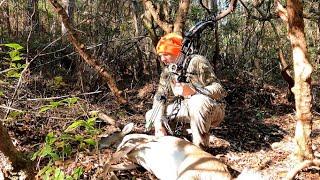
[156,33,183,56]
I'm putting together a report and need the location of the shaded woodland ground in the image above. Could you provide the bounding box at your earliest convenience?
[0,68,319,179]
[1,0,320,179]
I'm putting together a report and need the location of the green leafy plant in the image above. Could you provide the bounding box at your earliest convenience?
[39,97,79,113]
[33,115,99,179]
[33,116,98,160]
[37,162,83,180]
[53,76,67,88]
[32,132,59,161]
[8,110,25,119]
[0,43,25,78]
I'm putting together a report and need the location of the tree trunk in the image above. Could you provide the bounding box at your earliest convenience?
[212,0,219,71]
[61,0,75,35]
[27,0,40,33]
[49,0,127,105]
[141,8,162,74]
[142,0,173,33]
[0,122,35,179]
[287,0,314,161]
[173,0,190,34]
[3,0,11,36]
[14,1,19,36]
[317,1,320,64]
[132,0,140,37]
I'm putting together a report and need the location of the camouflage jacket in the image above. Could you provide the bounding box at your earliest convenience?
[152,55,227,118]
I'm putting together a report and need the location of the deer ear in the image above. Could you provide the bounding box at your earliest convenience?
[121,123,134,135]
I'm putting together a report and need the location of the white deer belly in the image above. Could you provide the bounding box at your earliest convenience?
[129,136,188,180]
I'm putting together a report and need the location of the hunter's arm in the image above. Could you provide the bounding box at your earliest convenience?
[189,55,227,100]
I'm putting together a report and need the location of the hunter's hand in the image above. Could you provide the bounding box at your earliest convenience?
[173,83,196,97]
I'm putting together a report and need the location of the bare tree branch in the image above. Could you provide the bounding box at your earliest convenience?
[142,0,172,33]
[239,0,276,21]
[215,0,238,21]
[173,0,190,34]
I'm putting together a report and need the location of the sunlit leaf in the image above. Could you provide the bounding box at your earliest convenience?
[37,163,53,178]
[9,62,17,68]
[65,120,86,132]
[11,55,22,61]
[31,151,39,161]
[86,117,97,127]
[4,43,23,50]
[49,152,59,161]
[74,134,84,142]
[50,101,62,108]
[8,50,20,60]
[60,133,74,141]
[54,168,65,180]
[84,138,96,145]
[39,105,52,113]
[72,167,84,179]
[45,132,57,145]
[63,97,78,106]
[39,145,53,158]
[6,70,20,78]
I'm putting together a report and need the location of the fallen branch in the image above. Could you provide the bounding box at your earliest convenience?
[0,104,23,112]
[285,159,320,180]
[96,112,116,126]
[24,90,102,101]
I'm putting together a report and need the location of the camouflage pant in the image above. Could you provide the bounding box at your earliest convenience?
[146,94,225,148]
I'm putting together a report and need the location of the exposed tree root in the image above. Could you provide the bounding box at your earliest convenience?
[285,159,320,180]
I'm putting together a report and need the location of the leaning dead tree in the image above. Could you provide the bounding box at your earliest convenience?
[276,0,320,179]
[48,0,127,105]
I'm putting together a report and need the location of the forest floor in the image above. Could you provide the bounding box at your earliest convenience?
[1,75,320,180]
